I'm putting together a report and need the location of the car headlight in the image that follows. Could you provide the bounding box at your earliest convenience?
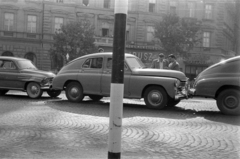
[41,77,53,85]
[174,79,181,88]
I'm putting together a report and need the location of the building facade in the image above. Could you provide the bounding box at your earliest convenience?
[0,0,239,79]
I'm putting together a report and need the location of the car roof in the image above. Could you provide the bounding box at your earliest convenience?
[0,56,29,61]
[205,55,240,70]
[70,52,136,63]
[81,52,135,58]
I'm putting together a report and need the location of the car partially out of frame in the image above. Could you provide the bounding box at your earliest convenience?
[191,55,240,115]
[0,56,61,98]
[52,52,189,109]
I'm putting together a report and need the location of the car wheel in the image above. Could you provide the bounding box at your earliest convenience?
[89,95,103,101]
[167,99,180,107]
[0,89,9,96]
[47,90,61,98]
[217,89,240,115]
[65,82,84,102]
[144,86,168,109]
[26,82,43,99]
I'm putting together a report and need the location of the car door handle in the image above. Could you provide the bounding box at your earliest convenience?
[79,70,84,73]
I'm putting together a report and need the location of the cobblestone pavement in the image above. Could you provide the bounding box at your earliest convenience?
[0,91,239,159]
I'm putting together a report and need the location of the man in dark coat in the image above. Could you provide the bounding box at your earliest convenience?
[168,54,180,71]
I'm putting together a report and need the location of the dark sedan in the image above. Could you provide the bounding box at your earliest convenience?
[191,56,240,115]
[0,56,61,98]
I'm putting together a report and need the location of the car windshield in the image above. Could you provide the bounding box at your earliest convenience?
[17,60,37,70]
[126,57,146,69]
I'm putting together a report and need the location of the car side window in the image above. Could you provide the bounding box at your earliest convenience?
[124,63,129,71]
[82,58,103,69]
[0,60,3,69]
[82,59,91,68]
[107,58,112,69]
[0,60,16,70]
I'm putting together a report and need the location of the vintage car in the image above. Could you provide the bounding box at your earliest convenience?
[52,52,189,109]
[0,56,61,98]
[191,56,240,115]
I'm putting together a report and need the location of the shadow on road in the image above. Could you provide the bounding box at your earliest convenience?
[0,94,61,115]
[1,93,239,126]
[47,98,240,126]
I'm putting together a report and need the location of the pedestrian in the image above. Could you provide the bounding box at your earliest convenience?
[151,53,169,69]
[168,54,180,71]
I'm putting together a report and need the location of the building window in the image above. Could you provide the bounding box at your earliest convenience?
[54,17,63,32]
[24,52,37,66]
[170,1,177,15]
[102,28,109,37]
[4,13,14,31]
[147,26,154,42]
[27,15,37,33]
[205,4,213,19]
[128,0,133,11]
[185,65,208,80]
[56,0,63,3]
[203,32,210,47]
[187,2,195,18]
[149,0,156,13]
[104,0,110,9]
[170,6,176,14]
[82,0,89,6]
[101,22,109,37]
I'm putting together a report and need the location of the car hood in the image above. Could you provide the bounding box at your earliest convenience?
[132,68,187,81]
[21,69,56,78]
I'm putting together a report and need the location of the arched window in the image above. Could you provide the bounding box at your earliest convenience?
[24,52,37,66]
[1,51,14,56]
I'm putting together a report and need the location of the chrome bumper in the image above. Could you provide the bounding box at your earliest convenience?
[41,86,51,90]
[174,80,192,100]
[40,83,52,90]
[175,89,189,100]
[189,88,196,96]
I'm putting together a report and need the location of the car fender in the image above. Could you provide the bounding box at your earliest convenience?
[52,72,78,90]
[195,76,239,98]
[129,75,176,98]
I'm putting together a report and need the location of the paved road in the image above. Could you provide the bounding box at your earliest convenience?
[0,91,239,159]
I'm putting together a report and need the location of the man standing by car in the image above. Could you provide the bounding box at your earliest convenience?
[151,53,169,69]
[168,54,180,71]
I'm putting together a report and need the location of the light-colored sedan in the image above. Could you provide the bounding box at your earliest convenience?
[52,52,189,109]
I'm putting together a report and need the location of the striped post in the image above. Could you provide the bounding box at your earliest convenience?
[108,0,128,159]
